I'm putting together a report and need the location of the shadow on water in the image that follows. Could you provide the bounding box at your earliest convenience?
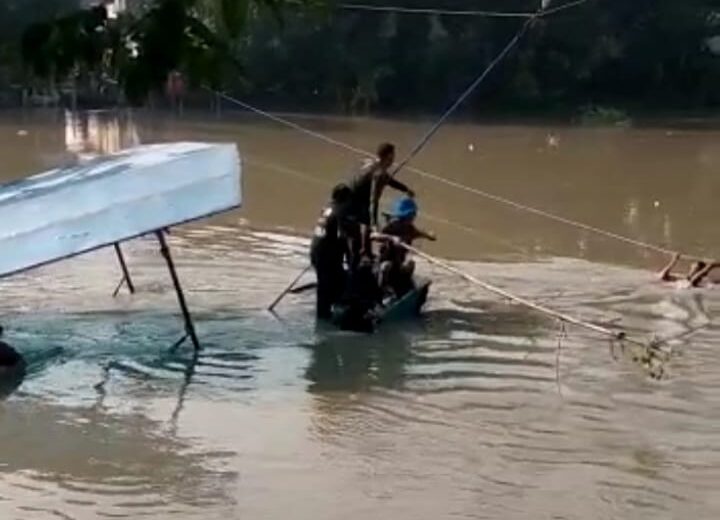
[0,365,26,400]
[3,309,271,404]
[304,324,420,393]
[0,397,239,516]
[0,316,254,516]
[304,303,550,394]
[428,303,548,333]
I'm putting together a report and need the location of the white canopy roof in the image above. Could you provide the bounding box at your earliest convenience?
[0,142,241,278]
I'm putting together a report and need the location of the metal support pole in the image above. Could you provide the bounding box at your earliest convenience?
[112,243,136,297]
[156,230,201,351]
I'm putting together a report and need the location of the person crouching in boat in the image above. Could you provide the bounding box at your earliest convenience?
[374,196,436,298]
[310,184,355,320]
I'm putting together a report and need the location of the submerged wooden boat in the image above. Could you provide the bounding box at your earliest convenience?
[330,277,431,333]
[377,278,431,324]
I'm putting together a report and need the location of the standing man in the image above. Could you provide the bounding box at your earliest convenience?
[348,142,414,260]
[310,184,355,320]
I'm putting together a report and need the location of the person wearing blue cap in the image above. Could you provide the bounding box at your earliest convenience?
[374,196,436,297]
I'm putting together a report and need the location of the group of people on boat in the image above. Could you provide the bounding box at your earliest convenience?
[309,142,436,331]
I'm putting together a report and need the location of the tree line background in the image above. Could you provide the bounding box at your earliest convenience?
[0,0,718,115]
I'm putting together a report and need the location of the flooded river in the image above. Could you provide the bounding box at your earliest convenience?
[0,109,720,519]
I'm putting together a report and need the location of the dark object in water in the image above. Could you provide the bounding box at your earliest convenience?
[0,327,26,398]
[331,278,431,333]
[0,343,22,368]
[379,279,430,323]
[331,258,383,332]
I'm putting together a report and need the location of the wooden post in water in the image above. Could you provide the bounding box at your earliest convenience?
[156,230,200,351]
[112,243,136,297]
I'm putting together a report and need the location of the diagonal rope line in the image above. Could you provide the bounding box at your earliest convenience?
[214,91,373,157]
[392,14,537,176]
[208,0,699,262]
[388,236,656,346]
[247,155,529,254]
[339,3,535,18]
[215,89,693,261]
[339,0,590,18]
[541,0,591,16]
[402,165,680,256]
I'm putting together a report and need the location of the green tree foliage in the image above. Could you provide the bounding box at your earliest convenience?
[240,0,720,113]
[0,0,80,89]
[12,0,720,112]
[19,0,319,103]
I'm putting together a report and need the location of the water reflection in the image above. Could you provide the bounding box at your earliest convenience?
[2,112,720,518]
[0,399,237,517]
[64,110,140,160]
[305,329,415,393]
[305,304,548,397]
[93,346,201,436]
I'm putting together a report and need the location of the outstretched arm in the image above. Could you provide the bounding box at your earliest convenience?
[386,176,414,196]
[689,262,719,287]
[659,252,681,282]
[370,232,400,245]
[372,174,415,228]
[413,226,436,242]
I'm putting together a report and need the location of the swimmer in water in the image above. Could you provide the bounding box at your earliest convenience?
[659,253,720,288]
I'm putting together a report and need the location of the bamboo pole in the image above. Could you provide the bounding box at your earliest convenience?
[268,265,312,312]
[381,235,648,346]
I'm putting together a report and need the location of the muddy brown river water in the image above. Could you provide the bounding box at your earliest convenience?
[0,109,719,519]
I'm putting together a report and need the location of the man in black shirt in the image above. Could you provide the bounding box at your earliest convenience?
[348,142,414,260]
[0,327,22,370]
[310,184,355,320]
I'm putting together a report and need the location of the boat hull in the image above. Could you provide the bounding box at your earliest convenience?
[328,278,430,333]
[377,279,431,324]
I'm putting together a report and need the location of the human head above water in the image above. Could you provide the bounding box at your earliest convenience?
[377,142,396,168]
[391,196,418,222]
[331,183,353,205]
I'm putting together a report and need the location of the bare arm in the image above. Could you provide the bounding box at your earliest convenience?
[386,176,413,196]
[413,226,436,242]
[689,262,719,287]
[659,252,681,282]
[371,173,415,228]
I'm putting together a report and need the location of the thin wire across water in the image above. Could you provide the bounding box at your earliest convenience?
[216,90,696,262]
